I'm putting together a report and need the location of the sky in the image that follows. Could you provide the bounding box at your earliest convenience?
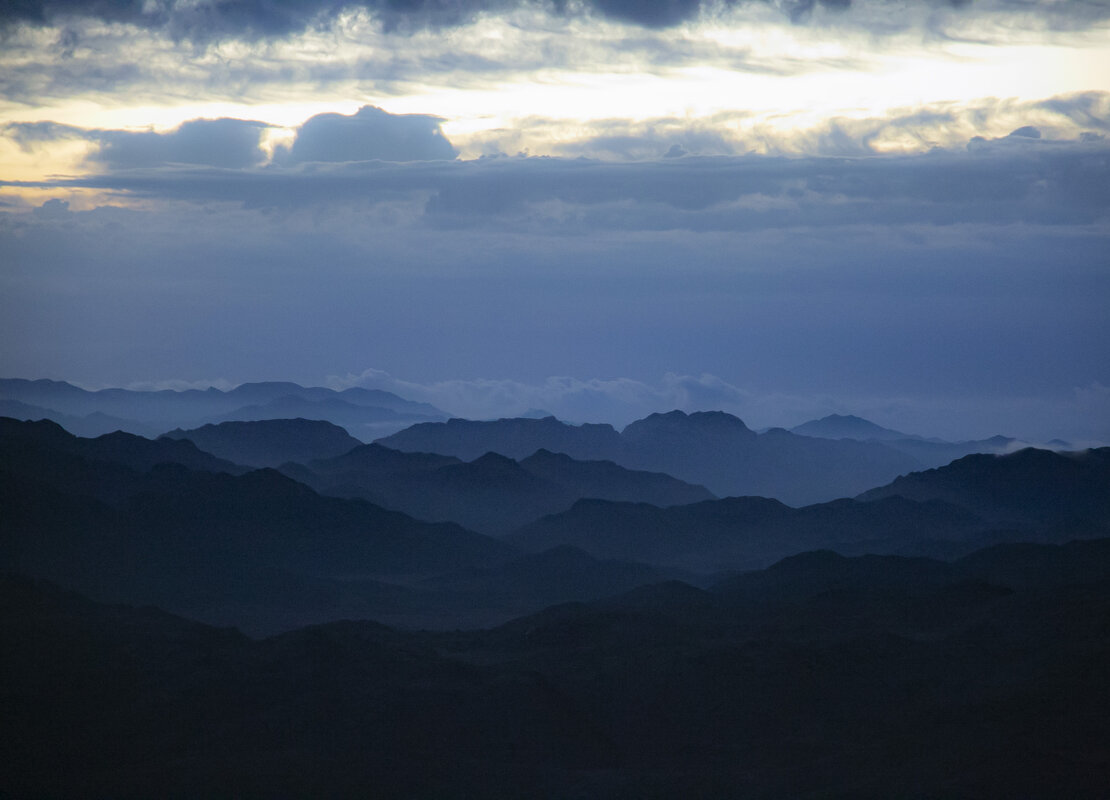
[1,0,1108,442]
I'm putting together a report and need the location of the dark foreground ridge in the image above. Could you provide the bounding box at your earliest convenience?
[5,535,1110,798]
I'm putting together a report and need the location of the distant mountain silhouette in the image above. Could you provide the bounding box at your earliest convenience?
[380,410,921,505]
[1,418,519,632]
[1,417,245,480]
[0,378,446,440]
[520,448,712,506]
[3,416,719,632]
[790,413,913,441]
[162,418,363,467]
[210,395,443,439]
[510,493,986,571]
[858,446,1110,528]
[284,443,713,534]
[419,545,678,611]
[788,413,1028,468]
[0,398,160,438]
[878,434,1022,469]
[378,415,626,462]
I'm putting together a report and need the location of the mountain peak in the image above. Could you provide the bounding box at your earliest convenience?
[469,451,520,469]
[622,409,754,438]
[791,414,910,441]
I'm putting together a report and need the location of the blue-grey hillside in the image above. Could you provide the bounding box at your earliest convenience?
[790,412,1025,469]
[162,418,362,467]
[379,410,920,505]
[284,442,713,534]
[0,378,446,440]
[1,416,247,478]
[1,417,516,633]
[377,415,625,462]
[790,413,914,441]
[509,494,986,572]
[857,446,1110,528]
[513,445,1110,571]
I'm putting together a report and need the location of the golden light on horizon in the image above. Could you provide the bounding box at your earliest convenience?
[1,10,1108,191]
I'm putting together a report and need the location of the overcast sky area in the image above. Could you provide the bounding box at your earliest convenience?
[1,0,1108,442]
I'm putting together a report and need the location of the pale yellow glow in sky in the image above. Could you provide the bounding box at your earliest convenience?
[1,16,1108,184]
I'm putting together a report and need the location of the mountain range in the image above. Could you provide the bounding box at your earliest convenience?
[379,410,924,504]
[790,412,1050,469]
[2,378,1044,504]
[279,442,713,534]
[3,388,1108,797]
[0,378,447,440]
[4,414,1107,634]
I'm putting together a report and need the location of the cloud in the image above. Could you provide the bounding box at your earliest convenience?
[7,121,1108,235]
[3,0,1107,42]
[324,368,758,423]
[3,120,88,148]
[1,3,1104,112]
[3,108,454,173]
[32,197,71,218]
[278,105,457,164]
[92,118,271,169]
[588,0,705,28]
[9,92,1107,182]
[3,117,271,169]
[451,94,1110,162]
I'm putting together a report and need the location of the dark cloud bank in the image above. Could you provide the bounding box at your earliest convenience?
[4,106,457,168]
[2,0,1106,39]
[13,118,1106,232]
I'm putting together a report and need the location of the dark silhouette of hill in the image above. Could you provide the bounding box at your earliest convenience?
[6,536,1109,798]
[509,493,986,571]
[379,410,921,505]
[858,446,1110,528]
[0,397,160,437]
[419,545,679,610]
[879,434,1022,469]
[283,440,461,482]
[788,412,1027,468]
[285,443,714,534]
[0,577,618,799]
[791,413,913,441]
[285,447,567,534]
[0,378,445,440]
[161,418,363,467]
[378,414,626,462]
[210,395,442,440]
[1,418,522,633]
[3,416,715,632]
[1,416,246,480]
[3,454,515,624]
[521,447,712,505]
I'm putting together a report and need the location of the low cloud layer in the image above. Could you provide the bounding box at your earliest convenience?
[9,118,1106,234]
[2,105,457,169]
[277,106,457,164]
